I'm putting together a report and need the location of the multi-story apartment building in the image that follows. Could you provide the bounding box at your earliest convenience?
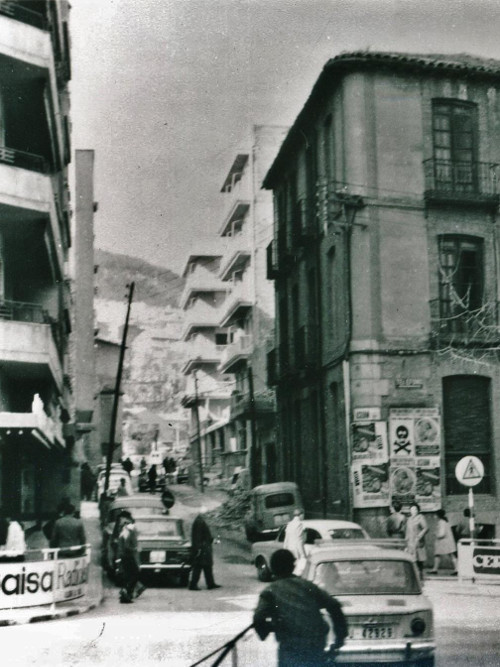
[0,1,77,522]
[181,126,287,485]
[264,52,500,537]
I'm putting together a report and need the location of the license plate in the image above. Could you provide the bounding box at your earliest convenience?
[149,550,166,563]
[351,625,395,640]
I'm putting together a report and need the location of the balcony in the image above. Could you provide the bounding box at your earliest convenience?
[182,341,227,375]
[0,394,64,449]
[0,311,63,389]
[182,299,228,340]
[219,281,253,328]
[0,2,46,29]
[181,372,233,407]
[180,264,228,309]
[229,390,275,419]
[293,325,319,372]
[429,299,500,347]
[219,335,252,374]
[423,159,499,208]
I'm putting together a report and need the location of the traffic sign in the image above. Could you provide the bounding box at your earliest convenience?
[455,456,484,487]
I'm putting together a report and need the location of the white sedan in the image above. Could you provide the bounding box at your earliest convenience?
[251,519,369,582]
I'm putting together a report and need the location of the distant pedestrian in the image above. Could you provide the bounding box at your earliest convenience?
[148,465,157,493]
[405,502,428,581]
[116,511,146,603]
[429,509,457,575]
[455,508,472,541]
[189,505,221,590]
[0,517,25,562]
[254,548,348,667]
[80,463,96,501]
[284,509,306,573]
[50,503,87,558]
[116,478,129,497]
[386,500,406,539]
[121,458,134,476]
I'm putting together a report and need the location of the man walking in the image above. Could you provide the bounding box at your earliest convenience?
[50,503,87,557]
[189,505,221,591]
[116,511,146,603]
[254,549,347,666]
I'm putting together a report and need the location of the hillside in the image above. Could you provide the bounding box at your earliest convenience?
[94,248,184,307]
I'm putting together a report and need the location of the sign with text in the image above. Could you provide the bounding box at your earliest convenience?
[0,552,90,610]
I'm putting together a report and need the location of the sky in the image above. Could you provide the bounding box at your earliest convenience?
[70,0,500,275]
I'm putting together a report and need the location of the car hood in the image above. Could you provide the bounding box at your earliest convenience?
[336,594,432,615]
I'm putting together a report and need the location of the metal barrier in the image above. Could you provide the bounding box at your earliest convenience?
[0,544,91,609]
[457,539,500,583]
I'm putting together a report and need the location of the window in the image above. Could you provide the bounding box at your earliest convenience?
[438,235,483,333]
[443,375,493,495]
[432,100,477,192]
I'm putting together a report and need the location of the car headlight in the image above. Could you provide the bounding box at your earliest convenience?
[410,617,426,636]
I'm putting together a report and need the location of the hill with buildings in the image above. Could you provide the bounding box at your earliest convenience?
[94,249,191,461]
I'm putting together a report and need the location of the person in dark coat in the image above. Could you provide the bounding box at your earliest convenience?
[189,505,221,590]
[148,465,158,493]
[80,463,96,501]
[116,511,146,603]
[254,549,348,667]
[121,458,134,476]
[50,503,87,557]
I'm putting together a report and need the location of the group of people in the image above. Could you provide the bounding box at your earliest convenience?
[387,501,476,578]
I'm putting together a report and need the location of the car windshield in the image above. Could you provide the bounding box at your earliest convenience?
[265,493,295,509]
[327,528,366,540]
[136,520,185,539]
[312,559,420,595]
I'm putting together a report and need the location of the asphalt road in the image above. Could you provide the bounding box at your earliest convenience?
[1,489,500,666]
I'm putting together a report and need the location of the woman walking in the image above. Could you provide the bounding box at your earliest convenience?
[429,509,457,575]
[405,502,428,581]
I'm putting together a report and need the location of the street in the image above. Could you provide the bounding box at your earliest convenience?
[1,492,500,666]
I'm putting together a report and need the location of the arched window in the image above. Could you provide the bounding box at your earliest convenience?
[442,375,493,494]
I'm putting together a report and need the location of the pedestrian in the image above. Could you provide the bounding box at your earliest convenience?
[116,511,146,603]
[116,478,129,497]
[284,509,307,573]
[455,508,472,541]
[121,457,134,476]
[80,463,96,501]
[405,502,428,581]
[148,465,157,493]
[50,502,87,558]
[0,517,26,562]
[189,505,221,591]
[429,509,457,575]
[253,548,348,667]
[386,500,406,539]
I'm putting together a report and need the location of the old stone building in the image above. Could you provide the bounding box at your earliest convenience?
[264,52,500,536]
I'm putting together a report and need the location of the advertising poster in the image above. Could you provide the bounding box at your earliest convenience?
[351,421,388,462]
[389,408,441,512]
[352,462,390,508]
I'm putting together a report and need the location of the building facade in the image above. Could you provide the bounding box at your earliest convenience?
[264,52,500,537]
[181,126,287,485]
[0,1,77,522]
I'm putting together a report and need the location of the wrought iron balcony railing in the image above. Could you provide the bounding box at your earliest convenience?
[0,1,46,29]
[423,158,499,203]
[430,299,500,346]
[0,146,48,173]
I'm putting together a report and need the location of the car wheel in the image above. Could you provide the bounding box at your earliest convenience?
[256,557,272,582]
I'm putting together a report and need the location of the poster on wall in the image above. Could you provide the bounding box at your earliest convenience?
[351,421,388,462]
[388,408,441,512]
[352,461,390,508]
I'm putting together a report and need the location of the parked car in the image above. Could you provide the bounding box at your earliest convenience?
[244,482,303,543]
[96,469,133,499]
[108,515,192,587]
[252,519,369,581]
[101,495,168,572]
[304,544,435,666]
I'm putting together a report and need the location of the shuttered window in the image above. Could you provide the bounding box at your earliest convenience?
[442,375,493,494]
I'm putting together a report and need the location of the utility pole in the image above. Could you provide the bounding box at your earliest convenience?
[104,281,135,493]
[247,365,257,487]
[193,370,204,493]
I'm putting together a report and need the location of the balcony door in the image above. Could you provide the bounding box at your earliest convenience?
[433,100,477,193]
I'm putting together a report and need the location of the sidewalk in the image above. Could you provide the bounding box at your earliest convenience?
[0,502,104,626]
